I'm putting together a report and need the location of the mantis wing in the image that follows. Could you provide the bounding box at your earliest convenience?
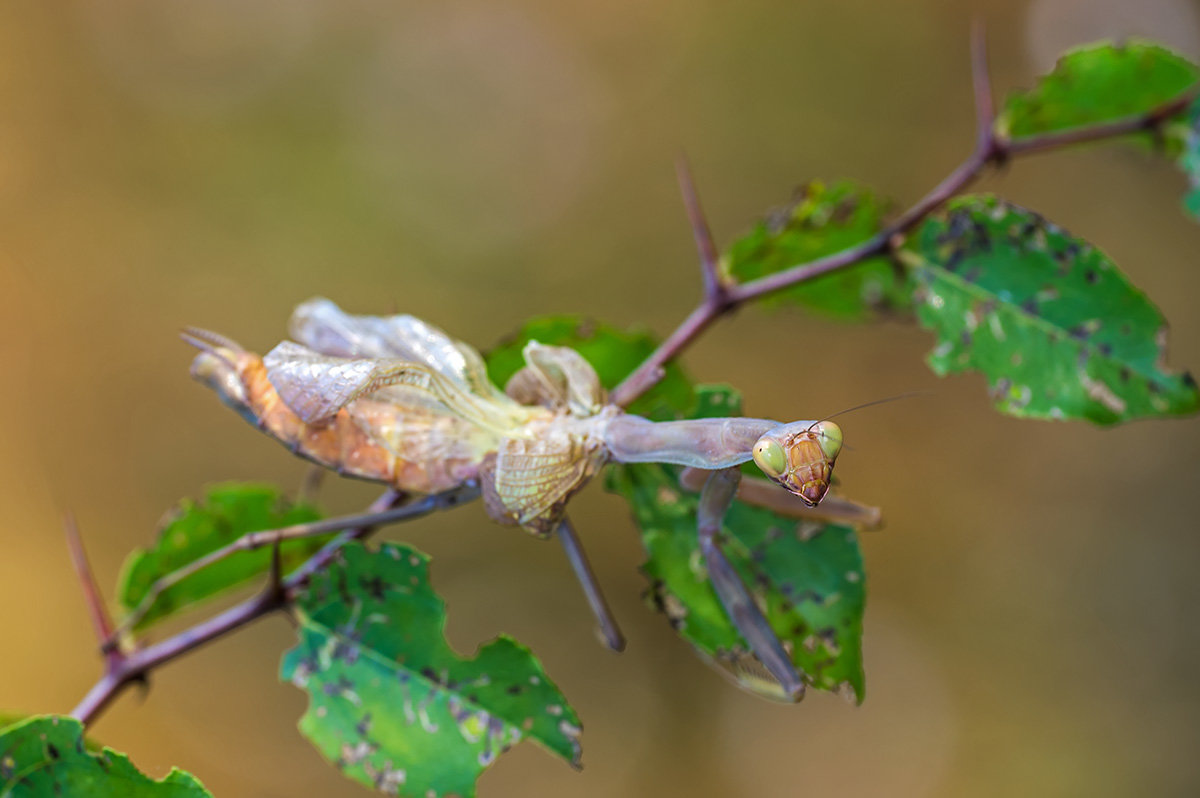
[493,433,604,531]
[287,297,504,402]
[504,342,605,415]
[263,341,521,433]
[347,397,496,490]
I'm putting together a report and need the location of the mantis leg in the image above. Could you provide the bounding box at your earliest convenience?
[681,467,882,529]
[555,517,626,652]
[697,467,805,700]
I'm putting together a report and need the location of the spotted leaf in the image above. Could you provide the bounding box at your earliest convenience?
[281,542,581,798]
[901,196,1199,424]
[0,716,211,797]
[118,483,325,631]
[999,40,1199,153]
[723,179,905,319]
[1177,98,1200,219]
[607,385,867,702]
[487,315,693,419]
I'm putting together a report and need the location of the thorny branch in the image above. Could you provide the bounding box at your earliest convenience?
[110,497,478,641]
[70,486,478,725]
[68,27,1200,728]
[609,30,1200,407]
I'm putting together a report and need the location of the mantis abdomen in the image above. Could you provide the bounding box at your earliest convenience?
[225,354,483,494]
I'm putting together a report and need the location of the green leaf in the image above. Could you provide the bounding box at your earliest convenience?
[282,542,581,798]
[0,715,101,755]
[117,483,324,631]
[1178,98,1200,219]
[0,716,211,797]
[999,40,1199,151]
[487,315,693,418]
[608,385,866,702]
[723,180,904,319]
[901,195,1199,424]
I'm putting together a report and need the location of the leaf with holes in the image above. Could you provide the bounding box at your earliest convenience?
[0,716,211,797]
[487,315,694,418]
[723,180,905,319]
[281,542,581,798]
[998,40,1199,152]
[607,384,867,702]
[117,483,324,631]
[900,195,1199,423]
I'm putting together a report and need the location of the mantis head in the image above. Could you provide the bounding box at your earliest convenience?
[750,420,843,506]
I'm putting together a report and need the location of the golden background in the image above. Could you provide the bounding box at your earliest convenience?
[2,1,1199,795]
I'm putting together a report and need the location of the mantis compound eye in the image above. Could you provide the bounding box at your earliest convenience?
[812,420,843,461]
[751,438,787,478]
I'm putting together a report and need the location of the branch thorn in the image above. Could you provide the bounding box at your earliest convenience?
[675,153,727,304]
[970,19,998,157]
[64,512,122,669]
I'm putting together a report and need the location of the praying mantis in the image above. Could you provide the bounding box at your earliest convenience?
[184,297,879,701]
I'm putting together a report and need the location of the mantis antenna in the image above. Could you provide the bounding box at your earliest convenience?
[808,390,928,428]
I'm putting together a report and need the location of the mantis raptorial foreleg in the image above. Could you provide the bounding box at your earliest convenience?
[554,517,625,652]
[697,467,805,700]
[679,468,882,529]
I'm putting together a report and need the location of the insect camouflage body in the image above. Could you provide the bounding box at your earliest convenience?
[186,297,861,700]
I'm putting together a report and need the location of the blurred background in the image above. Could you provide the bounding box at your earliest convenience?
[2,1,1199,795]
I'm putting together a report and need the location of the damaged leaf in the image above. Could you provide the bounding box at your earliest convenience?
[118,483,325,631]
[1177,98,1200,219]
[900,195,1199,424]
[281,542,581,798]
[999,40,1199,153]
[607,385,867,702]
[0,716,211,797]
[723,179,905,319]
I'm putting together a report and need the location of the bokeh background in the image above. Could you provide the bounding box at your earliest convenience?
[2,1,1199,796]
